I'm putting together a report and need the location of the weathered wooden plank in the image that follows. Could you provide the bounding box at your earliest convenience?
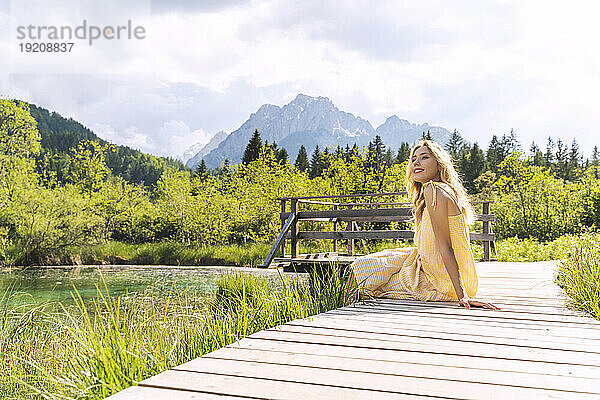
[320,308,600,338]
[139,369,437,400]
[202,347,600,395]
[295,230,416,240]
[277,192,408,200]
[288,208,414,219]
[340,300,587,320]
[372,298,583,316]
[286,317,600,352]
[326,302,589,324]
[277,193,493,202]
[246,329,600,366]
[170,357,598,399]
[325,309,600,338]
[283,230,496,241]
[465,298,567,308]
[324,309,600,339]
[105,385,249,399]
[343,301,599,325]
[336,303,600,327]
[233,338,600,379]
[280,212,495,222]
[264,325,600,364]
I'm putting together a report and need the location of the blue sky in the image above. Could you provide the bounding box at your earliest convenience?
[1,0,599,160]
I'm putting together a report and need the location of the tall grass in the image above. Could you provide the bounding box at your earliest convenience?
[33,233,600,268]
[42,241,275,267]
[1,263,358,399]
[1,289,57,399]
[467,233,600,262]
[36,238,417,267]
[556,239,600,320]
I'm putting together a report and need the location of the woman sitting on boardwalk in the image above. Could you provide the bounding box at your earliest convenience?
[349,139,499,310]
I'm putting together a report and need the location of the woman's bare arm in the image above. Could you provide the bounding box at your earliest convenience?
[423,184,465,298]
[424,184,500,310]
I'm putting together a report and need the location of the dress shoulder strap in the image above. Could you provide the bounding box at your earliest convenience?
[422,180,439,210]
[423,180,459,211]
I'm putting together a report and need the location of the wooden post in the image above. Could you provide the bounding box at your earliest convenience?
[482,202,490,261]
[290,198,299,258]
[280,199,286,257]
[332,204,337,252]
[346,204,354,256]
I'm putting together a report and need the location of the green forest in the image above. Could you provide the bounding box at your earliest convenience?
[2,98,600,266]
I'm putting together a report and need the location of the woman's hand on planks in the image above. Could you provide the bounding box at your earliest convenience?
[458,297,501,310]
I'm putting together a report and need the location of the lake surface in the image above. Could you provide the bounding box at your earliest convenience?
[0,266,305,306]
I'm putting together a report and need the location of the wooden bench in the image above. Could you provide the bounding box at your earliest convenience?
[259,192,495,268]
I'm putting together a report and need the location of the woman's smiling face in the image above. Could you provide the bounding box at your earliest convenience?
[411,145,440,183]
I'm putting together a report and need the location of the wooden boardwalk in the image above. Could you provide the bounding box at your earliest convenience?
[108,261,600,399]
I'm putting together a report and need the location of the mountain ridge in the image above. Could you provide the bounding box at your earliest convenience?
[187,94,451,169]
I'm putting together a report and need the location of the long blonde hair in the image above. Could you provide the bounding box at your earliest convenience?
[405,140,475,227]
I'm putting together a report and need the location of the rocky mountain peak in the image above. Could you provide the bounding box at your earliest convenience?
[187,94,451,169]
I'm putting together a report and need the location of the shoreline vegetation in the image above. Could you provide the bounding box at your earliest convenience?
[7,233,599,268]
[1,266,358,400]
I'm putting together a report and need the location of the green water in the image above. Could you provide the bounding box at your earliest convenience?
[0,266,300,306]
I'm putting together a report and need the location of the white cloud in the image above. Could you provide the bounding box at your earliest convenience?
[92,122,153,152]
[158,120,211,159]
[2,0,600,159]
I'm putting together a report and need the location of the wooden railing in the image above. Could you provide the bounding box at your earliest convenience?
[259,192,495,268]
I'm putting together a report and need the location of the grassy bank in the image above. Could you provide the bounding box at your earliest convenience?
[26,241,274,267]
[22,232,600,268]
[25,239,415,267]
[556,238,600,321]
[0,265,357,399]
[471,233,600,262]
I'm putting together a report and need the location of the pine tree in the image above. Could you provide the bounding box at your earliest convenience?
[461,142,485,193]
[502,128,521,155]
[373,135,386,168]
[422,130,432,140]
[295,145,309,172]
[309,145,322,179]
[567,139,581,181]
[592,146,600,167]
[194,159,208,180]
[445,129,464,161]
[530,141,545,167]
[544,137,555,167]
[242,129,262,164]
[555,139,568,180]
[322,147,331,172]
[384,148,393,167]
[344,144,351,163]
[335,145,343,160]
[218,157,232,178]
[396,142,410,164]
[486,135,504,173]
[456,142,470,179]
[366,141,375,170]
[276,147,288,164]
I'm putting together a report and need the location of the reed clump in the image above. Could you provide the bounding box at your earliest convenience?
[556,237,600,321]
[1,263,358,399]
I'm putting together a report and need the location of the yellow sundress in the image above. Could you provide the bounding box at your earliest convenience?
[349,180,478,301]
